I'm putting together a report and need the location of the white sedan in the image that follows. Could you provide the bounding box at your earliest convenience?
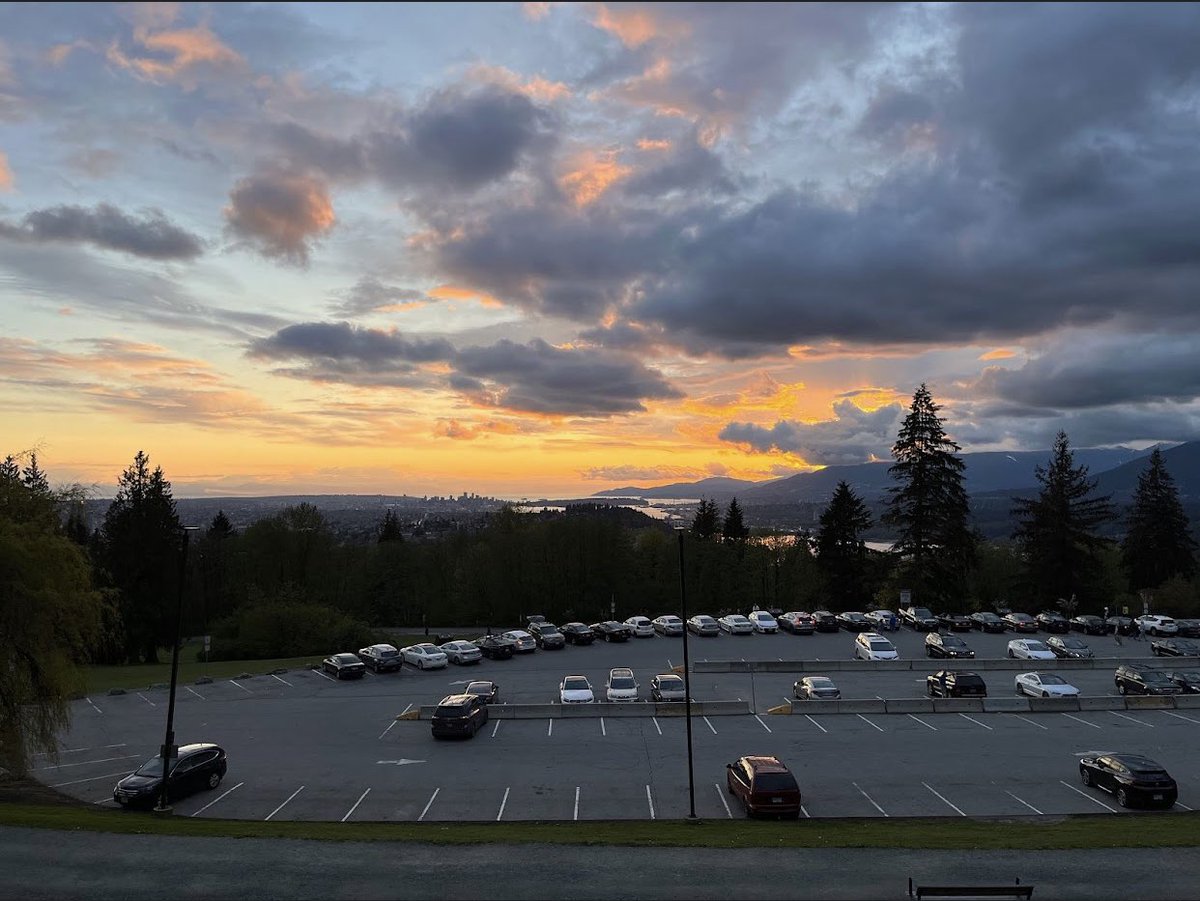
[559,674,595,704]
[1015,671,1080,698]
[1007,639,1056,660]
[718,614,754,634]
[748,610,778,633]
[401,643,448,669]
[500,629,537,653]
[439,640,482,665]
[624,615,655,637]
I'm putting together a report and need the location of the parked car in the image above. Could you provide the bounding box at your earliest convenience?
[1114,663,1182,696]
[652,615,684,636]
[1151,638,1200,657]
[113,743,227,808]
[718,614,754,634]
[687,614,721,636]
[624,615,655,638]
[440,640,483,665]
[854,632,899,661]
[937,612,973,632]
[1137,614,1179,637]
[1037,612,1071,633]
[1070,614,1108,635]
[1047,635,1094,659]
[812,610,840,633]
[1079,754,1177,809]
[925,632,975,659]
[1106,616,1137,636]
[605,667,639,702]
[401,643,449,669]
[1175,618,1200,638]
[430,693,488,739]
[357,644,402,673]
[473,634,516,659]
[926,670,987,698]
[779,612,816,634]
[322,653,366,679]
[650,673,687,702]
[1007,639,1054,660]
[561,622,596,645]
[1003,612,1039,633]
[970,611,1007,633]
[1014,671,1079,698]
[748,610,779,633]
[1167,670,1200,693]
[836,611,872,632]
[559,674,595,704]
[500,629,537,653]
[793,676,841,700]
[591,621,632,642]
[865,610,899,631]
[464,680,499,703]
[900,605,940,631]
[529,622,566,649]
[726,756,802,819]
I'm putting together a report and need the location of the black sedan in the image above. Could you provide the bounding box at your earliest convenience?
[1037,612,1071,633]
[464,680,500,703]
[1070,615,1108,635]
[591,621,632,642]
[926,670,987,698]
[473,634,516,660]
[925,632,975,659]
[1004,612,1039,633]
[1168,670,1200,693]
[1151,638,1200,657]
[113,743,227,808]
[322,653,366,679]
[561,622,596,645]
[970,612,1007,633]
[1079,753,1177,809]
[1176,619,1200,638]
[836,611,872,631]
[1047,635,1094,659]
[937,612,973,632]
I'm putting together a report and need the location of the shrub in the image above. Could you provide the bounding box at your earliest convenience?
[206,601,374,661]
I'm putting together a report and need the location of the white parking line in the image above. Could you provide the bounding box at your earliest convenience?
[754,714,772,733]
[574,786,580,821]
[857,714,885,733]
[1005,790,1043,814]
[959,713,993,730]
[313,669,336,682]
[646,784,655,820]
[185,686,206,701]
[264,785,305,821]
[908,714,937,731]
[801,804,810,818]
[1176,801,1194,811]
[923,782,965,816]
[1164,711,1200,725]
[378,720,399,741]
[496,787,510,821]
[1008,713,1048,730]
[702,716,717,734]
[852,781,888,816]
[547,719,553,737]
[805,714,829,734]
[715,783,732,818]
[271,674,294,688]
[191,781,243,817]
[418,788,440,821]
[652,717,662,736]
[85,697,102,714]
[1059,780,1118,812]
[50,770,134,787]
[600,717,606,737]
[35,754,140,771]
[135,692,157,707]
[230,679,252,694]
[667,658,673,669]
[491,720,501,738]
[1062,713,1102,729]
[1109,710,1153,727]
[38,743,128,756]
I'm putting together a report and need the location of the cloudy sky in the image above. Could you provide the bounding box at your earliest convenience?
[3,2,1200,499]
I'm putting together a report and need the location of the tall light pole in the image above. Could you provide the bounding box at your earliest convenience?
[677,529,697,820]
[155,528,193,814]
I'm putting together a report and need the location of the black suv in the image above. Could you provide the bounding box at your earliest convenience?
[561,622,596,645]
[925,632,975,659]
[811,610,840,633]
[902,606,940,631]
[1114,664,1182,696]
[431,693,489,739]
[1037,612,1071,633]
[529,622,566,649]
[926,670,987,698]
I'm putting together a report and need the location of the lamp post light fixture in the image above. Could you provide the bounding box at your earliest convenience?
[154,527,195,814]
[676,528,698,820]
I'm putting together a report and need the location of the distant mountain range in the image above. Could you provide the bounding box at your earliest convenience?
[596,442,1200,506]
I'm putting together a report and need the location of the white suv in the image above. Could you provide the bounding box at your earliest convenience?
[624,615,655,638]
[854,632,899,661]
[1136,615,1178,636]
[748,611,779,633]
[606,667,639,702]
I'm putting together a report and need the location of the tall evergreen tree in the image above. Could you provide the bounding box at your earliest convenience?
[815,481,874,608]
[378,508,404,543]
[1012,431,1115,606]
[721,497,749,542]
[690,497,720,540]
[883,384,977,606]
[1121,447,1197,591]
[207,510,236,540]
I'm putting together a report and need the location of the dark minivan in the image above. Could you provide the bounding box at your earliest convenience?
[726,756,802,819]
[431,693,489,739]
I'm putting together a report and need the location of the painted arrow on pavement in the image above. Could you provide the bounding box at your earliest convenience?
[376,759,427,766]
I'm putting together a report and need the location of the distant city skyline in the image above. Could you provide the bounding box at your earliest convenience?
[3,3,1199,499]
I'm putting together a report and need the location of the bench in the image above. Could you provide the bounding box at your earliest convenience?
[909,877,1033,899]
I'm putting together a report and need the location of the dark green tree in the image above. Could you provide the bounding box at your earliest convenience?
[721,497,749,542]
[1012,431,1115,606]
[690,497,720,539]
[100,450,185,663]
[883,383,977,606]
[378,508,404,543]
[815,481,874,608]
[1121,447,1197,592]
[207,510,236,540]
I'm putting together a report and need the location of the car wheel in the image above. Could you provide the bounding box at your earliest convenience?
[418,659,425,670]
[1116,789,1130,808]
[207,772,222,790]
[1042,691,1049,698]
[1081,767,1092,787]
[1007,650,1014,658]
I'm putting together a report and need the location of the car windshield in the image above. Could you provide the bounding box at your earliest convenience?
[467,682,491,692]
[610,677,635,689]
[809,678,834,688]
[1061,639,1086,648]
[979,613,1000,621]
[1039,674,1067,684]
[698,617,715,625]
[378,648,398,657]
[869,641,893,651]
[657,677,683,690]
[563,678,589,690]
[134,755,173,777]
[1013,614,1033,621]
[752,773,797,792]
[1144,672,1171,684]
[539,627,560,635]
[956,675,984,686]
[943,636,966,647]
[1025,641,1048,651]
[914,608,934,618]
[1177,672,1200,682]
[665,617,681,624]
[434,705,466,718]
[334,654,359,663]
[730,616,749,624]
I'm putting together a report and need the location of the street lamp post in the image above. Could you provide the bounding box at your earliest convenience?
[154,528,192,814]
[677,530,697,820]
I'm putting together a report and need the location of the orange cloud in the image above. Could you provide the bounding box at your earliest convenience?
[465,63,571,103]
[591,3,679,48]
[636,138,672,151]
[428,284,504,308]
[979,348,1017,361]
[0,150,12,191]
[559,150,633,207]
[523,2,553,21]
[107,20,245,88]
[45,40,91,66]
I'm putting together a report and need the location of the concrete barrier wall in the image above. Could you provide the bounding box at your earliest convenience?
[931,697,985,713]
[982,698,1031,712]
[1078,696,1125,711]
[829,699,888,714]
[1175,695,1200,709]
[1028,696,1081,712]
[883,698,935,714]
[1124,695,1177,710]
[691,655,1183,674]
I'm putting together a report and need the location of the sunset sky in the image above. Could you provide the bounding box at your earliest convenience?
[3,2,1199,499]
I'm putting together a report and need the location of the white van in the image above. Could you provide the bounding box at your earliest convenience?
[854,632,899,661]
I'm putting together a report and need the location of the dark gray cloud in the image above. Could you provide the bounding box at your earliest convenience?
[719,400,903,464]
[327,277,427,318]
[223,168,335,265]
[249,321,454,367]
[0,203,203,260]
[618,136,739,198]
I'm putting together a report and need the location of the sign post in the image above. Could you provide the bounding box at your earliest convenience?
[203,634,211,665]
[899,589,911,607]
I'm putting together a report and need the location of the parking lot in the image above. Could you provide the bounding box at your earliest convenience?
[37,624,1199,822]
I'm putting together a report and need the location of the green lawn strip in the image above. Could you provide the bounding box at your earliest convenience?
[1,804,1196,848]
